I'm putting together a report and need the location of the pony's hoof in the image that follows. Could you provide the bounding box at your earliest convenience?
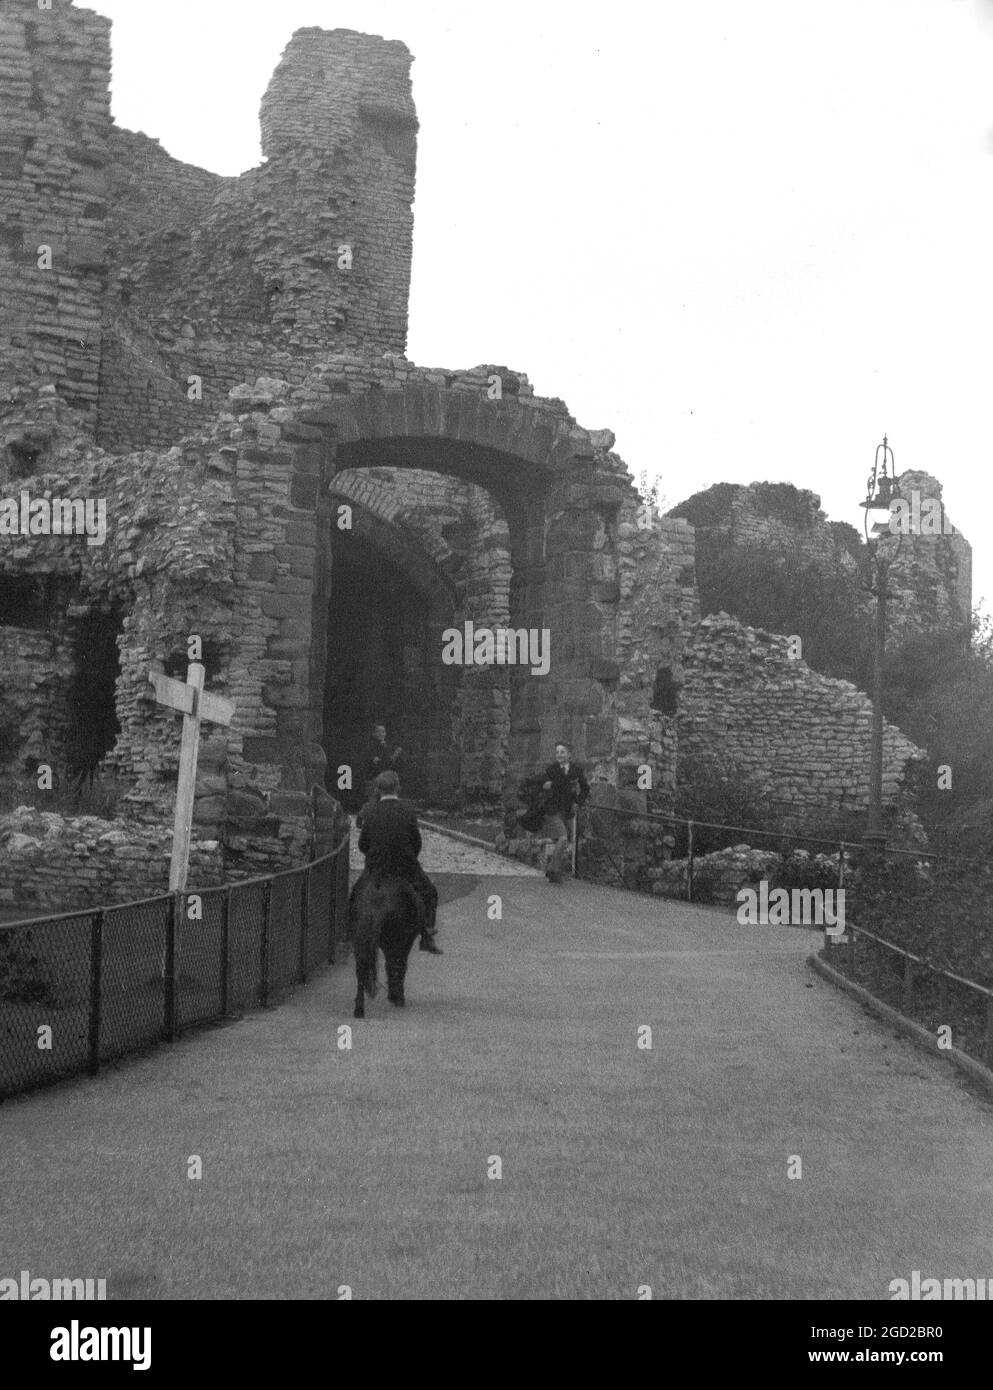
[389,995,405,1007]
[354,1007,365,1019]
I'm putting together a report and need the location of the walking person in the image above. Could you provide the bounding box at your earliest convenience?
[541,741,590,883]
[352,770,443,953]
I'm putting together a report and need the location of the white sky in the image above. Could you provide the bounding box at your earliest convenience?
[83,0,993,617]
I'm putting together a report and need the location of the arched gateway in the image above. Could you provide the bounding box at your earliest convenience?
[217,362,652,851]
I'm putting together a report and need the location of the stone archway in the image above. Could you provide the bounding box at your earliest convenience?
[222,363,655,854]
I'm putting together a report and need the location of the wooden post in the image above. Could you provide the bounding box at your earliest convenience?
[87,910,103,1076]
[903,955,913,1014]
[148,663,234,894]
[985,997,993,1070]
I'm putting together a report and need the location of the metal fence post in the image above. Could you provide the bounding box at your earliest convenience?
[220,886,231,1018]
[164,893,180,1042]
[327,856,337,964]
[687,820,694,903]
[260,880,272,1007]
[331,846,349,964]
[299,868,310,984]
[87,910,104,1076]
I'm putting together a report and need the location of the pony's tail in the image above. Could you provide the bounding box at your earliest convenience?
[353,916,379,999]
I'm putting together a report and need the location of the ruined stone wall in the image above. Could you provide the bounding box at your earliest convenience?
[885,471,972,646]
[677,613,925,822]
[93,26,417,450]
[680,476,972,656]
[613,512,698,805]
[0,624,74,774]
[0,0,112,429]
[1,5,417,451]
[0,806,223,911]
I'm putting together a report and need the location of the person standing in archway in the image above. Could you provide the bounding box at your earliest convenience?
[364,722,404,804]
[542,741,590,883]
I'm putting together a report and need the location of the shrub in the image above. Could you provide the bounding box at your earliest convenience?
[0,930,57,1005]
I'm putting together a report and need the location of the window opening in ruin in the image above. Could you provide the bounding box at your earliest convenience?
[0,573,59,629]
[5,439,42,478]
[164,639,226,685]
[651,665,679,716]
[65,604,123,781]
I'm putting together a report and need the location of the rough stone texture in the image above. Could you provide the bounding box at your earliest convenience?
[0,0,112,429]
[678,613,926,820]
[0,4,971,909]
[679,475,972,650]
[0,805,222,909]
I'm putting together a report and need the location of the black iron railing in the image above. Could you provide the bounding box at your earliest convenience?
[0,836,351,1102]
[576,802,993,1066]
[825,920,993,1069]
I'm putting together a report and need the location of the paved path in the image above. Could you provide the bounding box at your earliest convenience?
[349,821,541,877]
[1,869,991,1300]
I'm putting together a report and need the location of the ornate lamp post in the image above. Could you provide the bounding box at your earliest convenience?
[860,435,903,856]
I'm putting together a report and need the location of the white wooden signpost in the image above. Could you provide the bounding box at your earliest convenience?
[148,662,235,893]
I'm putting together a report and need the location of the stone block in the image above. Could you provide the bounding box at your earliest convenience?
[241,737,282,763]
[261,593,311,620]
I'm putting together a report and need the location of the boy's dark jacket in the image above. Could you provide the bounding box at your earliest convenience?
[544,760,590,819]
[516,763,590,833]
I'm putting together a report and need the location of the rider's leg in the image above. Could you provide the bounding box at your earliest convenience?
[348,867,367,926]
[409,862,442,952]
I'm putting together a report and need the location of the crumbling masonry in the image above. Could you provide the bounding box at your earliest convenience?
[0,1,971,907]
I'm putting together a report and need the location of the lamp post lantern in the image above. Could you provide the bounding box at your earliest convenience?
[860,435,903,857]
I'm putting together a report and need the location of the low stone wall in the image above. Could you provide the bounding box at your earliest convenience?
[649,845,780,906]
[0,806,224,911]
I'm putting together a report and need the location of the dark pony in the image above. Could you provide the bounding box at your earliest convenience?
[352,872,424,1019]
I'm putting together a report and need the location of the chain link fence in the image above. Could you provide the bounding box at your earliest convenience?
[0,837,350,1102]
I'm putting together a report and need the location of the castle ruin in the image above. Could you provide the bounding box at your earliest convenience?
[0,1,972,907]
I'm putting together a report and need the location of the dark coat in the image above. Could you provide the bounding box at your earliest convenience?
[358,796,421,877]
[364,741,402,783]
[544,761,590,820]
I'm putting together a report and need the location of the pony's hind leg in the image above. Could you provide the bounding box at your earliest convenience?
[353,982,365,1018]
[386,955,403,1005]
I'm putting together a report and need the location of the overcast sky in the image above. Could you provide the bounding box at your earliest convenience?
[83,0,993,619]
